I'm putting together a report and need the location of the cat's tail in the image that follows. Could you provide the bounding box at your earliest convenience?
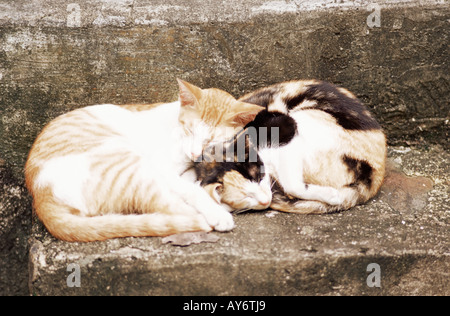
[270,191,351,214]
[33,189,212,242]
[270,196,341,214]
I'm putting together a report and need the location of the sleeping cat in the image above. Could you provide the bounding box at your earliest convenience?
[25,79,264,242]
[195,80,387,214]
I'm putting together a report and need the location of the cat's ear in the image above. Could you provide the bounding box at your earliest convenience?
[204,183,223,204]
[228,102,264,126]
[177,79,203,108]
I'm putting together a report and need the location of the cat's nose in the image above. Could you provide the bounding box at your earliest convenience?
[259,199,271,208]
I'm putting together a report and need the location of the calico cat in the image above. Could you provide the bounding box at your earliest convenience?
[25,79,264,242]
[196,80,387,214]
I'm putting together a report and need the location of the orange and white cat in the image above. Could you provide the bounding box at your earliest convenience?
[25,80,263,242]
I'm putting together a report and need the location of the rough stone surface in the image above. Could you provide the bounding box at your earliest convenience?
[0,0,449,295]
[0,159,32,296]
[28,146,449,296]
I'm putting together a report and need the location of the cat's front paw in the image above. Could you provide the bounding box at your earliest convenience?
[326,188,344,206]
[214,211,235,232]
[203,206,235,232]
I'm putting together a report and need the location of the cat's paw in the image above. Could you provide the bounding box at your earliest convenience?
[203,206,235,232]
[214,211,235,232]
[325,188,344,206]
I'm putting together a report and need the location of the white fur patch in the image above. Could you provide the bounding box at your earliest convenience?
[290,110,339,153]
[183,121,212,159]
[36,154,90,214]
[268,95,288,114]
[243,174,272,207]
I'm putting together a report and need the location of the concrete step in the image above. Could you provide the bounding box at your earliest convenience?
[0,0,448,295]
[28,146,449,296]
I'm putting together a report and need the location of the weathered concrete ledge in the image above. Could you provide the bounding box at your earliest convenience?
[1,1,447,27]
[29,146,449,296]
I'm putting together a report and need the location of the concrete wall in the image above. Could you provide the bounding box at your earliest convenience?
[0,0,449,295]
[1,0,448,180]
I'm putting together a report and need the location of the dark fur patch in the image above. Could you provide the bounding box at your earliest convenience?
[194,132,265,186]
[271,177,303,202]
[194,161,264,186]
[284,93,307,110]
[343,155,373,188]
[285,82,381,131]
[245,111,297,147]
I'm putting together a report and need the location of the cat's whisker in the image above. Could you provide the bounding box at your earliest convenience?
[270,180,276,190]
